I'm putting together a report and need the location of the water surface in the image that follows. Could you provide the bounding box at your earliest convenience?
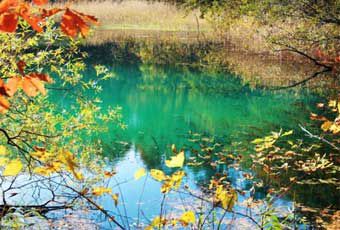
[55,62,322,228]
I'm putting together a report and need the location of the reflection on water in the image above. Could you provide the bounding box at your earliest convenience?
[53,61,322,227]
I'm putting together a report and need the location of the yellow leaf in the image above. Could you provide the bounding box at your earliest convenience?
[215,186,238,211]
[282,130,293,137]
[330,123,340,134]
[165,151,185,168]
[171,144,177,153]
[150,169,166,181]
[329,100,337,108]
[251,138,263,144]
[0,145,7,155]
[92,187,112,196]
[58,150,83,180]
[321,121,332,132]
[0,157,8,166]
[160,171,184,194]
[147,216,166,229]
[3,158,23,176]
[112,193,119,206]
[31,151,53,162]
[179,211,195,227]
[134,168,146,180]
[170,171,185,190]
[33,162,62,176]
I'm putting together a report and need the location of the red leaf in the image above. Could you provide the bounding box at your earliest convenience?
[33,0,48,6]
[75,10,98,25]
[0,79,8,96]
[40,8,62,19]
[0,12,18,32]
[17,60,26,75]
[61,8,97,38]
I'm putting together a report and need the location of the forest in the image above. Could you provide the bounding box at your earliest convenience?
[0,0,339,229]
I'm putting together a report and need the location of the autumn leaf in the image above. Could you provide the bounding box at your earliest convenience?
[134,168,146,180]
[0,157,8,166]
[17,3,43,32]
[329,100,337,108]
[40,8,62,19]
[32,0,48,6]
[58,150,83,180]
[310,113,327,121]
[215,186,238,211]
[179,211,195,227]
[33,162,62,176]
[22,75,46,96]
[3,158,23,176]
[0,0,18,13]
[92,187,112,196]
[112,193,119,206]
[0,80,10,112]
[171,144,177,153]
[104,170,116,178]
[165,151,185,168]
[61,8,98,38]
[281,130,293,137]
[150,169,166,181]
[321,121,333,132]
[0,12,18,32]
[0,145,6,155]
[161,170,185,193]
[146,216,166,230]
[5,77,21,97]
[0,94,9,113]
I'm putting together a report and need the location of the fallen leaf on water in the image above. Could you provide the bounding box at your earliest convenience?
[165,151,184,168]
[134,168,146,180]
[150,169,166,181]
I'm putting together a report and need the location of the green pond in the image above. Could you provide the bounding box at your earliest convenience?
[52,61,333,228]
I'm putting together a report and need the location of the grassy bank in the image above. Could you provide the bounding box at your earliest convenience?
[50,0,270,53]
[51,0,211,33]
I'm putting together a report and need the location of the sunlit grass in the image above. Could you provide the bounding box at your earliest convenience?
[50,0,211,32]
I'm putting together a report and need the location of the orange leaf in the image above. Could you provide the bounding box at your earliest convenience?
[33,0,48,6]
[22,76,46,96]
[0,0,18,14]
[5,76,21,97]
[0,12,18,32]
[0,95,10,113]
[18,3,43,32]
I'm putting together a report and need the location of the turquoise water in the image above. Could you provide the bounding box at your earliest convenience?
[54,63,321,228]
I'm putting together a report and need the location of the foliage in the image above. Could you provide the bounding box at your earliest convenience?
[0,0,126,228]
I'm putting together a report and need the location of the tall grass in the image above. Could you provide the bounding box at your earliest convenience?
[51,0,210,32]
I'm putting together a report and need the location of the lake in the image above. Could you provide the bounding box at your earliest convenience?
[46,59,335,229]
